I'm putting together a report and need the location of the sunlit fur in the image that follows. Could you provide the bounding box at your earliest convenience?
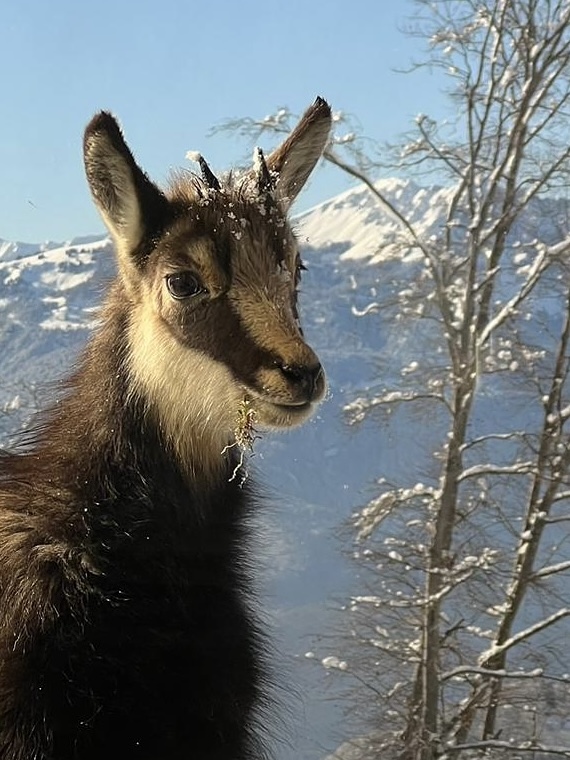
[0,98,331,760]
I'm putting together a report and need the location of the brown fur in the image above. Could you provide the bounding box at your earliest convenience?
[0,98,331,760]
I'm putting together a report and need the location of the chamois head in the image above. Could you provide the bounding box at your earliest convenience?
[83,98,331,467]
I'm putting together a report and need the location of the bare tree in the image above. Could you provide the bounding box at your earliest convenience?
[217,2,570,759]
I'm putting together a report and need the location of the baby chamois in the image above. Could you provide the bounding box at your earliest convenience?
[0,97,331,760]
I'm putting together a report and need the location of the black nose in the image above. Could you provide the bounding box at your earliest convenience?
[279,362,323,400]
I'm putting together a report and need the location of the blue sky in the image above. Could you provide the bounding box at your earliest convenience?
[1,0,446,242]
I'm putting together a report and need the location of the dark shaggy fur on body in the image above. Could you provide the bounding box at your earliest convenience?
[0,309,265,760]
[0,97,331,760]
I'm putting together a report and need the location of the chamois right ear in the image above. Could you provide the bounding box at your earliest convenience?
[83,112,169,270]
[265,96,332,210]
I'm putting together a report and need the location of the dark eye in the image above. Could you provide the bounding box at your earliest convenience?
[165,272,205,300]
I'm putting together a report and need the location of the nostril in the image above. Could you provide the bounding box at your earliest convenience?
[279,362,323,399]
[280,364,305,382]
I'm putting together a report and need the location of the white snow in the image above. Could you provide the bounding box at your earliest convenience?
[321,656,348,671]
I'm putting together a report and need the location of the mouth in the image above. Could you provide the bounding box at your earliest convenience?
[244,393,317,429]
[269,398,313,410]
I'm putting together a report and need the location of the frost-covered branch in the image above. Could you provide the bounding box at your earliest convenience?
[344,390,449,425]
[441,665,570,683]
[457,461,535,482]
[530,560,570,581]
[445,740,570,757]
[477,244,552,347]
[355,484,439,540]
[460,431,526,452]
[479,609,570,665]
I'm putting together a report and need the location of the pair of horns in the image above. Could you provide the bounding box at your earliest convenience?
[187,147,274,195]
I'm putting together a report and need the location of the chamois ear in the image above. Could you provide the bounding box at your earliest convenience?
[266,96,332,210]
[83,112,169,271]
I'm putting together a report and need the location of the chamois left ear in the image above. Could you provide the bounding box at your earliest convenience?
[83,112,169,271]
[266,96,332,210]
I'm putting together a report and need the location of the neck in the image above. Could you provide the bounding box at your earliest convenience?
[123,292,245,484]
[34,289,245,502]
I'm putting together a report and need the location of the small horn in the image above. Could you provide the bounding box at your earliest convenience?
[253,147,274,194]
[186,151,221,191]
[198,156,221,191]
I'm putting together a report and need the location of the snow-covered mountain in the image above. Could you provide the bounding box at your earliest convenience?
[297,178,452,263]
[2,178,570,758]
[297,177,570,263]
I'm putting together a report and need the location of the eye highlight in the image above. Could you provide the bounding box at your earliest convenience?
[165,272,206,300]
